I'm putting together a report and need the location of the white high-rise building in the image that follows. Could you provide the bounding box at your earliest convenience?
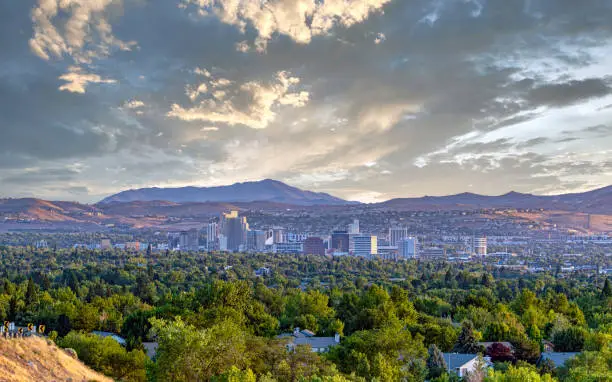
[352,235,377,257]
[388,227,409,246]
[474,237,487,256]
[348,219,360,234]
[398,237,418,259]
[206,223,218,251]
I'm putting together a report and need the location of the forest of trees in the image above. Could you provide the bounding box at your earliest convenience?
[0,246,609,381]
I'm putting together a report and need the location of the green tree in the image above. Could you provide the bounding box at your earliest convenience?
[59,331,147,381]
[551,327,586,352]
[427,344,447,379]
[453,321,483,353]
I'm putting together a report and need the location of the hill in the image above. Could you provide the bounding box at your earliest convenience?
[375,185,612,214]
[0,337,111,382]
[99,179,352,206]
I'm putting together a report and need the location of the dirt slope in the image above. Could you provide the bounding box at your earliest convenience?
[0,337,111,382]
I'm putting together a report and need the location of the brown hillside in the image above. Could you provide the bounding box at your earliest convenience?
[0,337,111,382]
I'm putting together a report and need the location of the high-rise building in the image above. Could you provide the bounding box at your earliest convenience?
[348,219,360,234]
[388,226,409,246]
[179,229,199,251]
[303,237,326,256]
[331,231,350,253]
[220,211,247,252]
[398,237,418,259]
[206,223,218,251]
[273,242,303,254]
[247,230,266,252]
[474,236,487,256]
[266,227,285,244]
[352,235,377,257]
[100,239,112,250]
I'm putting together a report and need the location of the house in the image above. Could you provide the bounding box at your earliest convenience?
[255,267,271,277]
[542,340,555,352]
[539,352,579,368]
[91,331,127,346]
[278,328,340,353]
[442,353,492,378]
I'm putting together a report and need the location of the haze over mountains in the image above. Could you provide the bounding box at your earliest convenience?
[99,179,352,206]
[0,181,611,231]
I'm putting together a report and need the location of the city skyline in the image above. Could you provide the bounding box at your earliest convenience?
[1,1,612,203]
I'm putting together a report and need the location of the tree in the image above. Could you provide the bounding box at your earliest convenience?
[513,339,541,363]
[485,365,556,382]
[427,344,448,379]
[150,317,250,381]
[551,326,586,352]
[486,343,514,363]
[59,331,147,381]
[602,278,612,298]
[25,277,38,307]
[453,321,483,354]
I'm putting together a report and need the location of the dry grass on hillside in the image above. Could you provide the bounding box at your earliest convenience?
[0,337,112,382]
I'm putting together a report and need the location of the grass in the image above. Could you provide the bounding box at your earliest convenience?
[0,336,112,382]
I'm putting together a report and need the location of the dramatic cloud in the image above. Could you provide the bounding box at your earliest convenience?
[58,66,117,93]
[1,0,611,201]
[29,0,136,63]
[181,0,392,50]
[168,71,310,129]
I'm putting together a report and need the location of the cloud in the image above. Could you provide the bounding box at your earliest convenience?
[181,0,392,47]
[29,0,136,64]
[168,70,310,129]
[527,78,612,107]
[58,66,117,93]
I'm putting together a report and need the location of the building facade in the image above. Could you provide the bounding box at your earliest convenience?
[352,235,377,257]
[398,237,418,259]
[303,237,326,256]
[331,231,350,253]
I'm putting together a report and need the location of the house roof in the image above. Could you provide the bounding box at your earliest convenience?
[293,336,338,349]
[91,331,127,345]
[540,352,579,367]
[442,353,479,370]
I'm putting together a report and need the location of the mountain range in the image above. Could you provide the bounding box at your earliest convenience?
[99,179,352,206]
[0,181,611,231]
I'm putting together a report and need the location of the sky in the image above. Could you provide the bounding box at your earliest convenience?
[1,0,612,203]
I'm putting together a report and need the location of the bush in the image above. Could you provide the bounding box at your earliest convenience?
[58,331,147,382]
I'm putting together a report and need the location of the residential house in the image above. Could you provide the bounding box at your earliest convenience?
[279,328,340,353]
[539,352,579,368]
[442,353,492,378]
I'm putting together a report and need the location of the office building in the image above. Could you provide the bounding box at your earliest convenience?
[420,247,446,258]
[303,237,326,256]
[398,237,418,259]
[348,219,360,234]
[331,231,350,253]
[388,226,409,246]
[377,245,399,260]
[474,236,487,256]
[247,230,266,252]
[206,223,218,251]
[273,242,303,254]
[352,235,377,257]
[179,229,199,251]
[266,227,286,244]
[220,211,247,252]
[125,242,140,252]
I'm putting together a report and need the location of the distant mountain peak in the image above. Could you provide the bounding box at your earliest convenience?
[98,179,352,206]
